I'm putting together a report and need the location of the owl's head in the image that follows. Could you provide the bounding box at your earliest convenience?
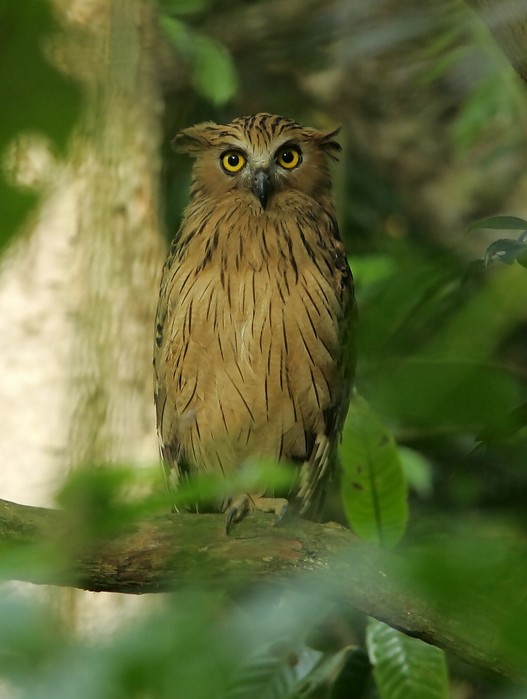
[173,113,341,211]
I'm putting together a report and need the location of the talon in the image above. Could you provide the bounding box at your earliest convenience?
[224,494,251,534]
[224,495,290,533]
[225,508,236,535]
[273,500,290,525]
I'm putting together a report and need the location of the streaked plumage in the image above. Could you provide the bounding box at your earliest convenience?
[154,113,354,530]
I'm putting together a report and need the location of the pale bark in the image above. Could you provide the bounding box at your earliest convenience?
[60,0,165,470]
[0,0,165,502]
[55,0,166,634]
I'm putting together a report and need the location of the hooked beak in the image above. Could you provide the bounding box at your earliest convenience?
[251,169,271,210]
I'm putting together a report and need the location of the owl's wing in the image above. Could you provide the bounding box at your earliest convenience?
[297,222,356,517]
[153,243,184,494]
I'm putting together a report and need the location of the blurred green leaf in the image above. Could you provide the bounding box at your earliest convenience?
[160,15,194,56]
[402,530,527,675]
[0,2,81,248]
[474,401,527,449]
[366,619,449,699]
[222,639,296,699]
[452,65,522,152]
[467,215,527,232]
[341,395,408,548]
[170,457,294,510]
[356,250,463,361]
[10,589,239,699]
[351,254,397,293]
[160,16,237,105]
[365,359,520,433]
[55,464,164,545]
[483,238,527,267]
[192,34,237,105]
[420,263,527,362]
[0,595,66,685]
[398,446,433,498]
[54,459,294,541]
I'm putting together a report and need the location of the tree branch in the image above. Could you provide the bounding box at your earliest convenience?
[0,497,524,681]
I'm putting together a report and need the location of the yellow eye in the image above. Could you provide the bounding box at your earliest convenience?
[276,147,301,169]
[221,151,246,174]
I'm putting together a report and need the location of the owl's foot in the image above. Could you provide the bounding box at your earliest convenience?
[225,495,289,534]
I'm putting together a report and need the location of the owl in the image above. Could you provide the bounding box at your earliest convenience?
[154,113,355,532]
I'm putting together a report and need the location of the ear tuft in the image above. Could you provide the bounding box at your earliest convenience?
[318,126,342,161]
[171,122,218,155]
[302,125,342,161]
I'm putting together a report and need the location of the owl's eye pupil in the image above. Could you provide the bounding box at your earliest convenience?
[221,151,246,174]
[276,146,301,169]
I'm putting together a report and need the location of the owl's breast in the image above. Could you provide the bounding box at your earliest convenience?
[161,250,343,474]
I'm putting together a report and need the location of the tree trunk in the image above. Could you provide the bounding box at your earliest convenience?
[0,0,166,637]
[62,0,165,470]
[56,0,166,634]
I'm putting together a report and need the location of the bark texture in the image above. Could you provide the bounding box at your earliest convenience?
[61,0,166,470]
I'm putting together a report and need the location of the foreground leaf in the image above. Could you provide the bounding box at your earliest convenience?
[0,3,81,247]
[222,640,297,699]
[367,620,449,699]
[467,215,527,232]
[160,16,237,105]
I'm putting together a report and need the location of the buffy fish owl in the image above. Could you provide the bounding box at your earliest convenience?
[154,113,355,531]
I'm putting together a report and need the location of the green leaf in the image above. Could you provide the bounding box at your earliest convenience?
[159,18,237,105]
[159,15,194,57]
[403,531,527,673]
[0,596,65,674]
[0,3,81,248]
[467,215,527,232]
[482,237,527,267]
[366,620,449,699]
[192,34,237,105]
[349,254,396,290]
[453,76,503,152]
[483,237,527,267]
[170,458,294,509]
[222,640,296,699]
[55,464,161,544]
[340,395,408,548]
